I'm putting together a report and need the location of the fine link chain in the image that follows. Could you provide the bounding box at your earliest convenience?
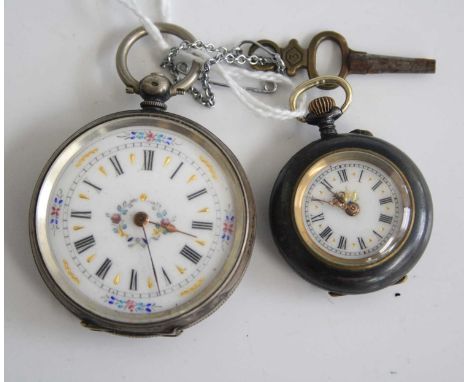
[162,40,285,107]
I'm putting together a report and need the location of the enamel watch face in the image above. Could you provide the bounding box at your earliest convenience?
[30,111,254,335]
[294,149,414,268]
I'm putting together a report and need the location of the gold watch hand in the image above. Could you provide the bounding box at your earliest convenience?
[150,220,197,238]
[311,194,360,216]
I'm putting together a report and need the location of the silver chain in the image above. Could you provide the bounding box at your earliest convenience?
[161,40,285,107]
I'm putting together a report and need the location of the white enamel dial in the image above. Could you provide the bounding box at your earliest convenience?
[294,150,413,267]
[34,116,251,324]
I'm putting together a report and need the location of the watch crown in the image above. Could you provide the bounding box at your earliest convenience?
[308,96,336,117]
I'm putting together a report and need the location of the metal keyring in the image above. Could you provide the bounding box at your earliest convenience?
[307,31,350,90]
[116,22,201,96]
[289,75,353,121]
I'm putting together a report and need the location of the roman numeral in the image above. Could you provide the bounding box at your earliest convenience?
[109,155,124,176]
[83,179,102,192]
[319,226,333,241]
[320,179,333,192]
[379,197,393,205]
[357,237,367,250]
[338,236,347,250]
[372,180,383,191]
[180,245,202,264]
[170,162,183,179]
[162,267,171,285]
[74,235,95,254]
[358,170,364,183]
[129,269,138,290]
[70,210,92,219]
[95,258,112,279]
[143,150,154,171]
[187,188,207,201]
[337,169,348,183]
[191,221,213,230]
[309,213,324,223]
[379,214,393,224]
[373,230,383,239]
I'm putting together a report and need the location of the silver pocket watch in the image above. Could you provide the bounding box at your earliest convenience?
[29,23,255,337]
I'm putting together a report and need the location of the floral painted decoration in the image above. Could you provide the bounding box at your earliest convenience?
[119,131,175,145]
[106,197,175,247]
[222,214,235,242]
[50,189,64,235]
[103,295,159,313]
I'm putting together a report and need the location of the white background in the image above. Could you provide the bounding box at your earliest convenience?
[5,0,463,381]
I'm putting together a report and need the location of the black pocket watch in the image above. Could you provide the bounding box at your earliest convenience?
[270,76,433,295]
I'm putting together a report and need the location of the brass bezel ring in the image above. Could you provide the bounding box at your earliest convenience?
[289,75,353,121]
[116,22,201,96]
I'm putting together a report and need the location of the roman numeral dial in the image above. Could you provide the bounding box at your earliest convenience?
[180,245,202,264]
[50,130,236,308]
[73,235,95,254]
[192,221,213,230]
[299,157,407,262]
[109,155,124,176]
[143,150,154,171]
[337,169,348,183]
[129,269,138,290]
[70,210,92,219]
[96,258,112,279]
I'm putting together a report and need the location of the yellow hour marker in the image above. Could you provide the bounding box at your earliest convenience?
[195,239,206,246]
[369,238,373,243]
[187,174,197,183]
[113,273,121,285]
[332,238,336,243]
[381,226,385,231]
[199,155,218,180]
[79,193,89,200]
[147,277,154,289]
[75,148,98,168]
[163,156,171,167]
[63,260,80,284]
[180,278,204,297]
[198,207,209,213]
[86,254,96,263]
[139,193,148,201]
[130,153,136,165]
[352,243,357,247]
[98,165,107,176]
[176,265,186,275]
[73,225,84,231]
[368,177,373,181]
[332,177,336,181]
[352,172,356,176]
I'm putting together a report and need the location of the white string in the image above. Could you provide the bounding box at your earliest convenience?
[216,65,307,119]
[117,0,169,52]
[116,0,308,120]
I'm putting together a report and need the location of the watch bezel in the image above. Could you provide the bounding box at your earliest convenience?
[292,148,415,269]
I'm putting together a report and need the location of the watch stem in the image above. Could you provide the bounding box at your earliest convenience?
[305,96,342,138]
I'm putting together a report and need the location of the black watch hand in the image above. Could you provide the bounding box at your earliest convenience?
[142,225,160,294]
